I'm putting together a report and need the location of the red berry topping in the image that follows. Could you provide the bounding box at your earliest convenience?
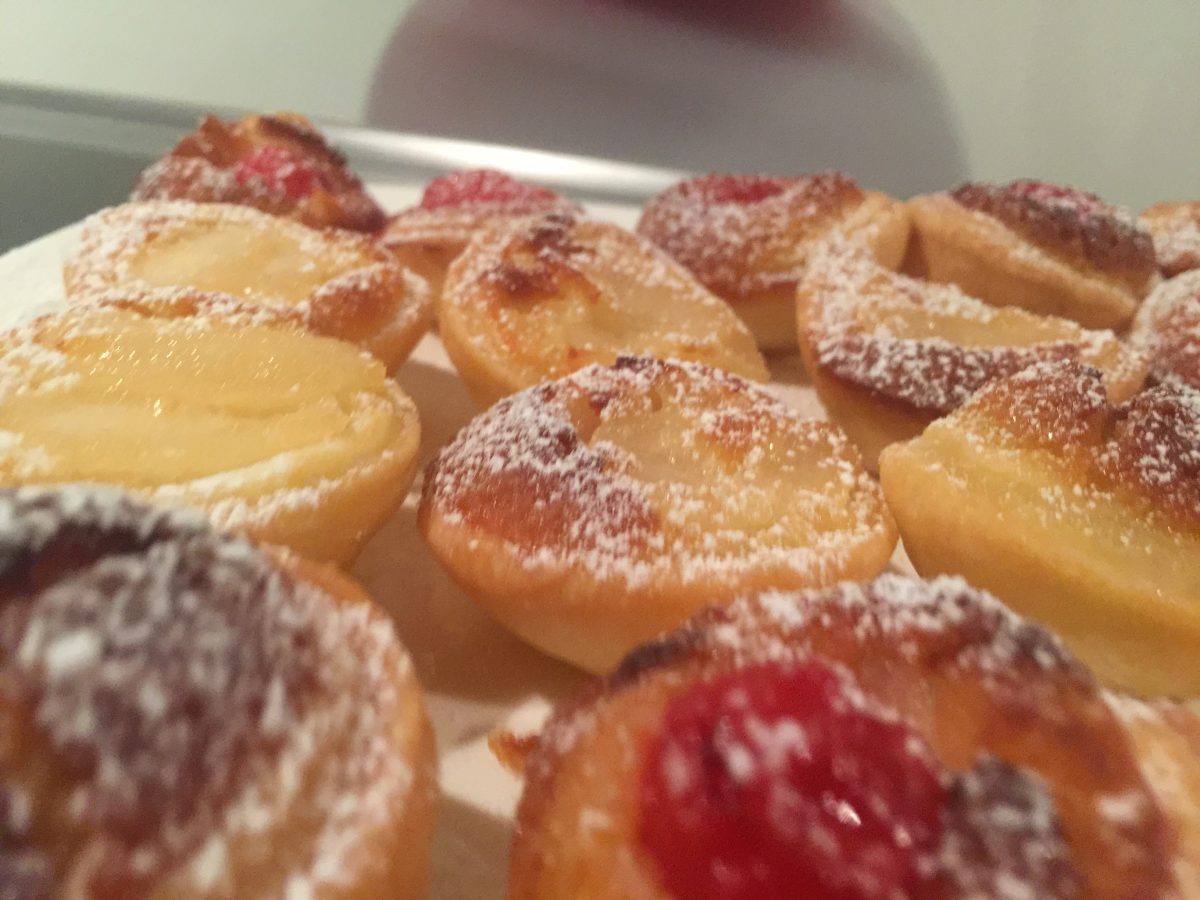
[687,173,790,206]
[234,144,319,199]
[419,168,563,211]
[1003,179,1112,217]
[638,660,945,900]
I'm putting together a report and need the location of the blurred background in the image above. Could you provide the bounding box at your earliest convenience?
[3,0,1199,250]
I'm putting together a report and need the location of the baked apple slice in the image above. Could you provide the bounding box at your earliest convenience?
[0,296,421,564]
[1141,200,1200,278]
[438,213,768,406]
[66,201,432,372]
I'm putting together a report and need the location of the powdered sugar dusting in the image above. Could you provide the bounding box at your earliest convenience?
[0,486,417,895]
[423,355,892,592]
[1141,201,1200,278]
[802,241,1141,416]
[636,172,867,298]
[1132,269,1200,390]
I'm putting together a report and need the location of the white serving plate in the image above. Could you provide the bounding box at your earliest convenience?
[0,183,837,898]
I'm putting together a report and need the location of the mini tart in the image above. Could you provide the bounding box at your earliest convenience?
[1141,201,1200,278]
[420,356,896,672]
[438,213,768,406]
[798,242,1147,469]
[382,168,581,307]
[907,180,1156,331]
[878,361,1200,697]
[1108,695,1200,895]
[65,201,432,373]
[1131,269,1200,389]
[636,172,911,351]
[510,575,1177,899]
[0,486,436,898]
[0,296,421,565]
[130,111,386,232]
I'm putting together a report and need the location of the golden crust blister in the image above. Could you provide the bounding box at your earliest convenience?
[0,296,421,565]
[65,201,433,372]
[798,241,1147,469]
[420,355,896,672]
[879,360,1200,697]
[0,486,436,898]
[638,172,911,351]
[438,213,768,407]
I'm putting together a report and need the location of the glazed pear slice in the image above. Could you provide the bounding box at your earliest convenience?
[65,201,432,371]
[0,300,419,564]
[438,213,768,407]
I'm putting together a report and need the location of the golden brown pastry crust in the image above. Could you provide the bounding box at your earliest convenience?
[438,213,768,407]
[381,171,581,307]
[798,242,1147,469]
[1131,269,1200,390]
[131,112,386,233]
[637,172,911,350]
[0,296,422,565]
[65,201,432,373]
[420,356,895,672]
[1141,201,1200,278]
[510,575,1177,899]
[907,183,1156,331]
[0,486,437,898]
[879,361,1200,697]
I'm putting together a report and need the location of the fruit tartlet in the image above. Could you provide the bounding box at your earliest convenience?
[1141,200,1200,278]
[798,242,1147,469]
[0,295,421,565]
[0,486,436,898]
[420,356,896,672]
[1108,695,1200,895]
[637,172,910,351]
[509,575,1182,899]
[907,179,1156,331]
[438,213,768,406]
[65,201,432,372]
[1131,269,1200,390]
[879,360,1200,697]
[382,168,582,305]
[130,111,386,232]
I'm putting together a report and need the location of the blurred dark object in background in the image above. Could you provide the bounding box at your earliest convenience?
[367,0,967,195]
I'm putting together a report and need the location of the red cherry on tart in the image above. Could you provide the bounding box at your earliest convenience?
[130,112,385,232]
[637,171,911,350]
[639,660,946,900]
[418,168,565,211]
[382,169,582,308]
[508,575,1178,900]
[906,179,1155,331]
[233,143,321,199]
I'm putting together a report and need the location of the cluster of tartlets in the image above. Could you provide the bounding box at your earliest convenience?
[0,111,1197,899]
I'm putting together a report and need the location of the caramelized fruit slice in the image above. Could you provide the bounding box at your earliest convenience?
[439,214,767,405]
